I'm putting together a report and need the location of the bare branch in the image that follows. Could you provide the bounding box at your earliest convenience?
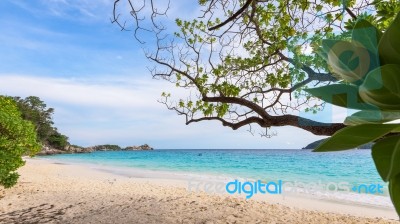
[208,0,253,31]
[345,7,357,20]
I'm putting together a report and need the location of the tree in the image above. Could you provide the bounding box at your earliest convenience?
[0,96,41,188]
[13,96,69,149]
[47,132,69,149]
[14,96,55,141]
[112,0,400,216]
[112,0,399,137]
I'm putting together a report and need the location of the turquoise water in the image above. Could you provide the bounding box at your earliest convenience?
[42,149,384,186]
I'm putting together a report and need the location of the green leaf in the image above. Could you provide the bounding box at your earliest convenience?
[313,124,400,152]
[378,12,400,65]
[344,110,400,126]
[372,135,400,181]
[305,84,377,110]
[389,174,400,216]
[352,19,382,55]
[359,64,400,111]
[0,96,41,188]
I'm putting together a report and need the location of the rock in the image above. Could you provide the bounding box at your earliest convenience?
[64,144,91,153]
[37,145,68,155]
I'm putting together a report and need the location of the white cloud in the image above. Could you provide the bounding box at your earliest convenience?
[0,75,162,109]
[0,74,323,149]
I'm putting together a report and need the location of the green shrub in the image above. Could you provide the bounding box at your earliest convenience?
[0,96,41,188]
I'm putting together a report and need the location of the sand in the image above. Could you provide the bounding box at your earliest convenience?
[0,158,399,224]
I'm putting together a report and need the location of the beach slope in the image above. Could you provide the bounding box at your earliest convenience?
[0,159,398,224]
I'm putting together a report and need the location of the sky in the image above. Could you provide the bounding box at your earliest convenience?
[0,0,348,149]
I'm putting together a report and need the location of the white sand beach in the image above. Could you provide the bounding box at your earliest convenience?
[0,158,399,224]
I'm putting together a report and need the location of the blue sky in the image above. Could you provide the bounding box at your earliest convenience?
[0,0,345,149]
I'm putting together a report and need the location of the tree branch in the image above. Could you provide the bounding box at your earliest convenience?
[203,96,270,119]
[186,114,345,136]
[187,116,265,130]
[208,0,254,31]
[345,7,357,20]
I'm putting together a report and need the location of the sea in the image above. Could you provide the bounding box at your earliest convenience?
[40,149,393,208]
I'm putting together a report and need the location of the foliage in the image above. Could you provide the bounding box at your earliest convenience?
[112,0,400,215]
[14,96,55,141]
[0,96,41,188]
[47,132,69,149]
[102,145,121,150]
[13,96,69,149]
[306,11,400,216]
[113,0,399,137]
[373,0,400,30]
[92,145,121,150]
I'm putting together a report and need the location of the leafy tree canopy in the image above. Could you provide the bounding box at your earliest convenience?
[0,96,41,188]
[112,0,400,137]
[13,96,69,149]
[112,0,400,216]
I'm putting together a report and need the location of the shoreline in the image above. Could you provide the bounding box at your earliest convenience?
[0,158,399,223]
[38,155,393,208]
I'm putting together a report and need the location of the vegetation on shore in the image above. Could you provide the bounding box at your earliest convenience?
[0,95,153,188]
[0,96,41,188]
[13,96,69,150]
[91,144,121,150]
[1,95,66,188]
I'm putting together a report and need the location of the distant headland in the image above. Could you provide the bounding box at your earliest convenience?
[38,144,154,155]
[302,138,373,150]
